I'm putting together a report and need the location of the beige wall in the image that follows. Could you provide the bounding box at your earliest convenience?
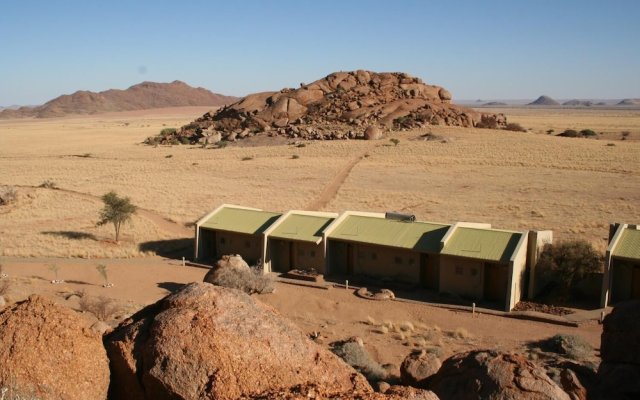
[294,241,326,273]
[439,256,484,299]
[215,231,262,266]
[527,230,553,299]
[508,237,529,311]
[351,243,421,283]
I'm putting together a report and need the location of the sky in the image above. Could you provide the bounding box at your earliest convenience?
[1,0,639,105]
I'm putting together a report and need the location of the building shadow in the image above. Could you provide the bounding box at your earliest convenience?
[139,238,193,260]
[41,231,98,241]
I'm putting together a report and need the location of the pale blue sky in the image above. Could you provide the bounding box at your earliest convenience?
[1,0,639,105]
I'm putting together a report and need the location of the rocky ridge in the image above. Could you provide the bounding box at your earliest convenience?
[0,80,237,119]
[148,70,507,144]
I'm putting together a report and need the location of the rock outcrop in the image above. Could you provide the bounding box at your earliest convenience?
[0,295,110,400]
[243,384,439,399]
[0,80,237,119]
[105,282,372,399]
[528,95,560,106]
[598,300,640,400]
[424,350,570,400]
[150,70,506,144]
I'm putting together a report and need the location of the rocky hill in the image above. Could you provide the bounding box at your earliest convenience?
[148,70,507,144]
[528,95,560,106]
[617,98,640,106]
[0,81,237,119]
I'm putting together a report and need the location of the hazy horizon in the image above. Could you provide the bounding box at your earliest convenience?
[1,0,639,105]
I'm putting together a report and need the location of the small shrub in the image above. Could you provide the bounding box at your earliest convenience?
[0,186,17,206]
[424,346,444,358]
[291,155,300,159]
[377,326,389,334]
[79,294,122,321]
[528,334,592,360]
[450,327,472,340]
[475,116,499,129]
[579,129,597,137]
[179,137,191,145]
[39,180,58,189]
[210,265,275,295]
[48,264,61,283]
[295,143,306,148]
[504,123,527,132]
[96,264,111,287]
[389,138,400,146]
[241,156,253,161]
[621,131,630,138]
[558,129,579,138]
[546,129,555,135]
[606,143,616,147]
[165,154,173,158]
[537,240,603,298]
[399,321,415,332]
[330,340,388,383]
[216,141,228,149]
[159,127,177,136]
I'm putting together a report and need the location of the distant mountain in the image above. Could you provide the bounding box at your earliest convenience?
[528,95,560,106]
[482,101,508,106]
[562,99,593,106]
[617,98,640,106]
[0,81,238,119]
[0,105,23,111]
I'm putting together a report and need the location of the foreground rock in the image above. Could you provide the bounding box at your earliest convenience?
[105,282,372,399]
[598,300,640,400]
[244,384,439,399]
[424,350,570,400]
[148,70,507,144]
[401,350,442,387]
[0,295,110,400]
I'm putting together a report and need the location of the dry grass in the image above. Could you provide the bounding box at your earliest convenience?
[78,293,122,321]
[0,106,638,258]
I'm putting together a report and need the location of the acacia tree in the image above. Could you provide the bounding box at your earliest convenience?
[97,191,137,242]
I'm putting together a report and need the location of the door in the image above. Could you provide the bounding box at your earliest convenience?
[632,264,640,299]
[420,254,439,290]
[484,263,508,303]
[270,239,291,273]
[347,244,354,275]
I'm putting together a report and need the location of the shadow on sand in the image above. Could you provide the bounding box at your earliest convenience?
[139,238,193,260]
[41,231,98,241]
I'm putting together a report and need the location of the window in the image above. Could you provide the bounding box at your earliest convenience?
[455,266,464,275]
[394,256,402,265]
[470,268,478,277]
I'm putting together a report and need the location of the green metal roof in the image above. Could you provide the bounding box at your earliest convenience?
[269,214,335,243]
[200,207,281,235]
[327,215,449,253]
[613,228,640,260]
[442,227,523,263]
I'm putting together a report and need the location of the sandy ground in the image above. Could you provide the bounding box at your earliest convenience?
[0,256,602,374]
[1,106,639,258]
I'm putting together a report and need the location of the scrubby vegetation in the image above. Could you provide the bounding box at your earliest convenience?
[210,265,275,295]
[537,240,603,299]
[558,128,599,138]
[0,186,17,206]
[504,122,527,132]
[330,339,388,383]
[528,334,593,360]
[78,293,122,321]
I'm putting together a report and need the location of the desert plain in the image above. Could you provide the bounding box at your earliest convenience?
[0,105,639,373]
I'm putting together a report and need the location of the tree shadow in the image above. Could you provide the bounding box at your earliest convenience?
[138,238,193,260]
[157,281,185,294]
[65,279,96,286]
[41,231,98,241]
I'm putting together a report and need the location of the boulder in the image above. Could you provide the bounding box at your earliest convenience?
[401,350,442,387]
[598,300,640,400]
[158,70,506,144]
[424,350,570,400]
[105,282,371,400]
[204,254,251,282]
[560,369,587,400]
[364,125,383,140]
[0,295,110,400]
[600,300,640,364]
[243,384,439,399]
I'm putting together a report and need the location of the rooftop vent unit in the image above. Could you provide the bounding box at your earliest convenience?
[385,212,416,222]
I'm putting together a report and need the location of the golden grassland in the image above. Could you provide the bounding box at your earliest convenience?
[1,106,639,258]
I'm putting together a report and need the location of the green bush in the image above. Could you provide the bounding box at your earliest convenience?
[160,127,177,136]
[537,240,603,298]
[579,129,597,137]
[558,129,579,137]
